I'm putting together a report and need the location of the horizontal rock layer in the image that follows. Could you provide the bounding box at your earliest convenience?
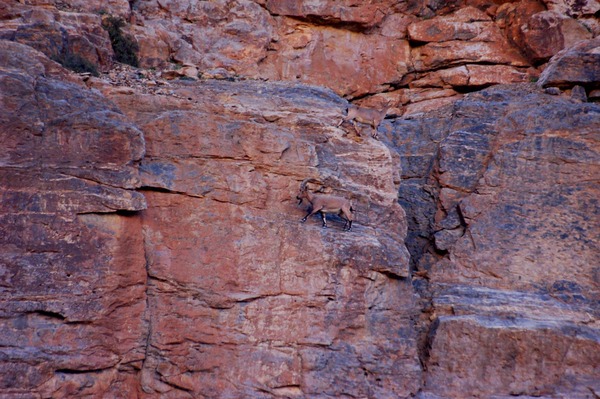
[1,0,599,397]
[1,0,598,112]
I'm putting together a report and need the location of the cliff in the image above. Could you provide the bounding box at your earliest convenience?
[0,1,599,398]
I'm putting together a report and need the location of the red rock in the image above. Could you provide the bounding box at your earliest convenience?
[412,40,529,72]
[2,1,600,397]
[100,78,418,397]
[260,20,411,97]
[133,1,274,75]
[498,0,594,64]
[407,6,498,43]
[0,40,146,397]
[1,4,115,72]
[505,7,592,64]
[380,13,417,39]
[263,0,398,27]
[411,64,529,89]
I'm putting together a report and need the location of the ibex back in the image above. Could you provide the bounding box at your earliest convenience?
[296,179,354,231]
[337,103,391,139]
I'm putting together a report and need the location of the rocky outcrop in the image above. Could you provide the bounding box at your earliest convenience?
[1,1,600,398]
[538,36,600,90]
[0,1,115,72]
[2,0,597,112]
[0,40,146,397]
[380,83,600,398]
[1,39,419,397]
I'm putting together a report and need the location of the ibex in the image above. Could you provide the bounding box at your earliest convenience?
[337,101,391,139]
[296,179,354,231]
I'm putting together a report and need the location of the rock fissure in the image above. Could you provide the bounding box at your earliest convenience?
[1,1,599,397]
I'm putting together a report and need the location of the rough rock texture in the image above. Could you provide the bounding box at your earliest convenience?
[498,0,593,64]
[103,78,418,398]
[1,0,600,398]
[0,40,146,397]
[0,1,115,72]
[379,84,600,398]
[2,0,597,110]
[1,39,421,397]
[537,36,600,89]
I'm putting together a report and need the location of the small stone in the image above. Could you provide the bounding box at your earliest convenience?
[544,87,561,95]
[570,85,587,102]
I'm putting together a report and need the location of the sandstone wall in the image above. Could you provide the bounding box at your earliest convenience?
[1,0,598,110]
[1,0,599,398]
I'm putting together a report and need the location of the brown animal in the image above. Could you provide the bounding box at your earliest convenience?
[337,102,391,139]
[296,179,354,231]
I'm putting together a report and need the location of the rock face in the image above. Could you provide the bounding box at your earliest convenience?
[1,0,600,398]
[0,40,146,397]
[2,40,420,397]
[380,84,600,398]
[104,78,418,398]
[1,0,596,110]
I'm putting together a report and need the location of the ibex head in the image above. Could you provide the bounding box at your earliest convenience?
[296,178,321,205]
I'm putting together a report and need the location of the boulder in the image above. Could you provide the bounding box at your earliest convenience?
[537,37,600,89]
[407,7,498,43]
[411,40,528,72]
[500,2,593,64]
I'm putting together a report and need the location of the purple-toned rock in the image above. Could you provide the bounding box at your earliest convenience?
[538,37,600,89]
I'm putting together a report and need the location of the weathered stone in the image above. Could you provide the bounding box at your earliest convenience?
[0,40,147,397]
[541,0,600,18]
[380,13,416,39]
[407,6,498,43]
[503,6,593,64]
[63,0,131,17]
[263,0,398,27]
[411,40,529,72]
[380,84,600,398]
[426,314,600,398]
[411,64,530,89]
[0,4,114,72]
[260,19,411,97]
[537,37,600,89]
[133,0,274,75]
